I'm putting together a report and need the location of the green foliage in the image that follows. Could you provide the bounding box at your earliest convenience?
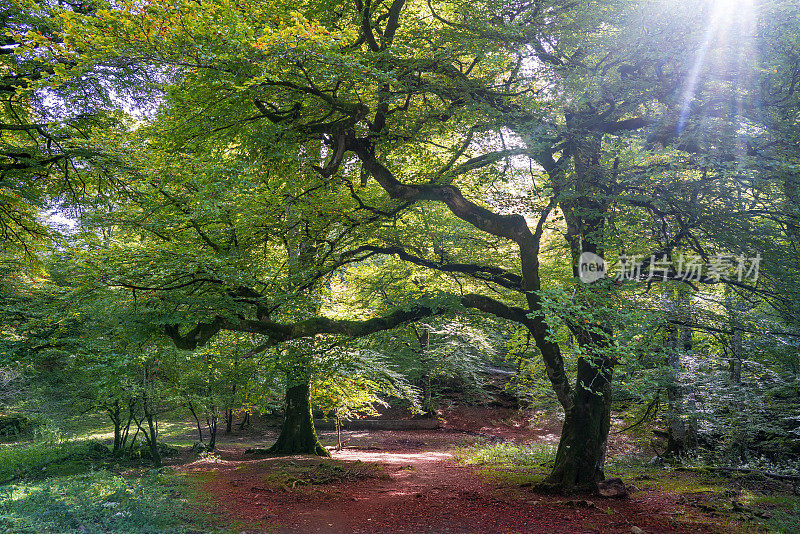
[675,372,800,469]
[0,468,216,533]
[0,413,30,441]
[312,346,420,420]
[748,494,800,534]
[167,331,261,442]
[0,440,108,484]
[0,1,117,256]
[2,0,800,495]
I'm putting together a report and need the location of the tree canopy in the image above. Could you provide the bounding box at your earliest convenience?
[1,0,799,496]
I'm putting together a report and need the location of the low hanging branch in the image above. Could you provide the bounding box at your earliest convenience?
[164,304,441,352]
[166,293,537,361]
[346,136,573,411]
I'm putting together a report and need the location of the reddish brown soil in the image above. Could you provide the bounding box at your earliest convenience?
[179,409,725,534]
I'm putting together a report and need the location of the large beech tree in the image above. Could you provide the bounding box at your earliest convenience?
[62,132,449,456]
[46,0,799,491]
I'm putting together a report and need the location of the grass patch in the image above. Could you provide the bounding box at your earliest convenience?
[263,459,386,487]
[0,468,219,533]
[634,470,727,494]
[452,441,555,468]
[607,461,800,534]
[451,441,556,485]
[746,494,800,534]
[0,439,186,484]
[0,441,111,484]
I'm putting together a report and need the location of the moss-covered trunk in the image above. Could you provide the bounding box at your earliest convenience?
[544,353,613,491]
[268,377,329,457]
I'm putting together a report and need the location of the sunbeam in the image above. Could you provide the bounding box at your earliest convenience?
[677,0,757,135]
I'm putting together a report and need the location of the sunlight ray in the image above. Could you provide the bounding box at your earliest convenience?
[677,0,757,135]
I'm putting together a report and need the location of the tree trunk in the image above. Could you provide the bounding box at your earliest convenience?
[665,324,687,455]
[207,407,218,451]
[225,408,233,434]
[665,321,697,455]
[423,374,434,417]
[144,410,161,467]
[108,402,122,455]
[268,377,329,457]
[725,287,744,385]
[128,423,139,453]
[336,414,342,450]
[238,411,250,431]
[729,328,743,384]
[112,415,121,453]
[543,350,613,491]
[415,325,436,417]
[187,400,204,443]
[120,403,134,453]
[542,130,615,492]
[784,174,800,245]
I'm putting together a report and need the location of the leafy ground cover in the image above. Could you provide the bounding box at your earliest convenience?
[1,408,798,533]
[0,419,221,533]
[0,468,217,533]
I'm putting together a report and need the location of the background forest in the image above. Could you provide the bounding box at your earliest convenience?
[1,0,799,532]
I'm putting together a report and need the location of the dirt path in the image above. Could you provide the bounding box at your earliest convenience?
[183,429,720,534]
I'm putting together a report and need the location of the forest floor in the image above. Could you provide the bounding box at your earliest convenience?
[3,407,797,533]
[173,408,796,534]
